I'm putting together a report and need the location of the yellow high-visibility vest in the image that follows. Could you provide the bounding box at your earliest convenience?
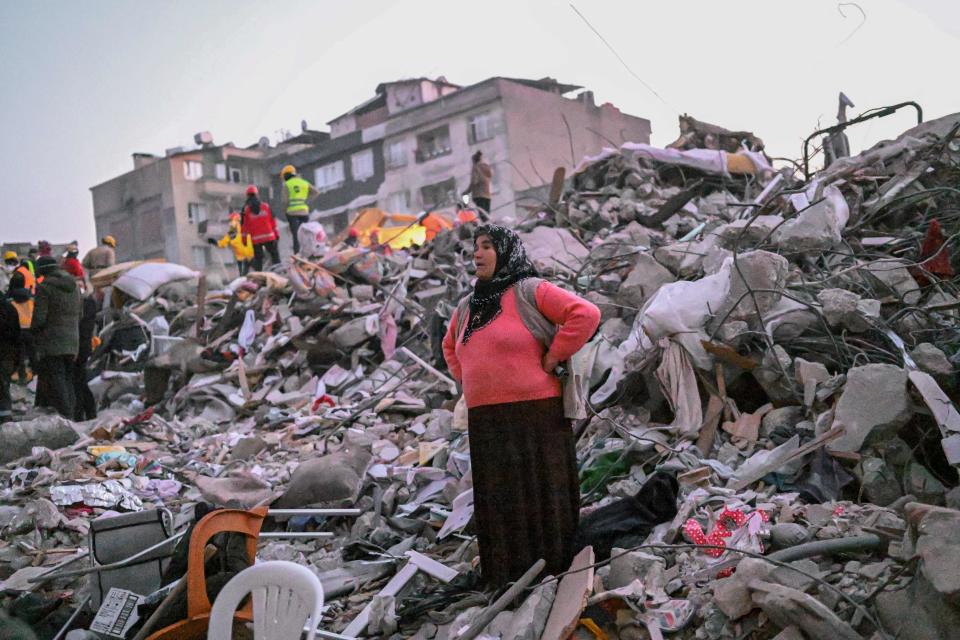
[285,176,311,214]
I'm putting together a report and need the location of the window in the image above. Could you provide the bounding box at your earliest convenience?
[215,163,227,181]
[191,246,209,269]
[183,160,203,180]
[229,167,242,183]
[187,202,208,225]
[420,178,457,210]
[384,191,410,213]
[467,112,495,144]
[351,149,374,182]
[415,126,452,163]
[385,140,407,169]
[314,161,345,192]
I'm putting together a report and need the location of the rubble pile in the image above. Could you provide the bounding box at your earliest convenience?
[4,112,960,640]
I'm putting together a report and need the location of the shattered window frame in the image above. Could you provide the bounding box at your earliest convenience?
[183,160,203,181]
[186,202,207,225]
[415,126,452,163]
[351,149,375,182]
[420,178,456,210]
[467,112,495,144]
[228,167,242,183]
[385,190,410,213]
[385,140,407,169]
[314,160,346,193]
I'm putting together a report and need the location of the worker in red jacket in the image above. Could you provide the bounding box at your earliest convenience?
[240,185,280,271]
[61,244,86,288]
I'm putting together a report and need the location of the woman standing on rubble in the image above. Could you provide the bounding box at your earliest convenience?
[443,224,600,587]
[241,185,281,271]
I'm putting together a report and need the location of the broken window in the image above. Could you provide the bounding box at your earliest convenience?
[315,161,345,192]
[385,191,410,213]
[415,126,452,163]
[215,163,227,181]
[467,112,495,144]
[385,140,407,169]
[191,245,209,269]
[229,167,242,183]
[187,202,208,225]
[420,178,456,210]
[351,149,375,182]
[183,161,203,181]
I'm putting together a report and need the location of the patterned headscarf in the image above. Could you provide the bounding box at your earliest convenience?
[461,224,537,343]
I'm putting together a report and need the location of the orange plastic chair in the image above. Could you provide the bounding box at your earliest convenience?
[146,507,267,640]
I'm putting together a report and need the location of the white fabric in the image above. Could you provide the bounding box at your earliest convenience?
[207,560,325,640]
[238,310,257,351]
[113,263,198,301]
[296,222,329,258]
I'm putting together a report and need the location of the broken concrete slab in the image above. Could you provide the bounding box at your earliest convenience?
[541,546,594,640]
[274,448,372,508]
[829,363,912,453]
[0,415,80,464]
[910,343,953,377]
[617,253,676,309]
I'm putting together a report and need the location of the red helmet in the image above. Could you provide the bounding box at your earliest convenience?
[245,185,258,196]
[348,228,360,238]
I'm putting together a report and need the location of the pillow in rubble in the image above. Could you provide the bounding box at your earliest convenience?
[273,448,372,508]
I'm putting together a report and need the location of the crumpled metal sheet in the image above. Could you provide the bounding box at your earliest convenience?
[49,479,143,511]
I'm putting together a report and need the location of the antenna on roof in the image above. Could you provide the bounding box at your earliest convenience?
[301,120,308,132]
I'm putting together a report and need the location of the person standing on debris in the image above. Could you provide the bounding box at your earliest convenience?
[82,236,117,278]
[1,251,19,292]
[61,243,86,285]
[73,293,98,421]
[463,151,493,216]
[7,271,34,386]
[31,257,81,418]
[209,212,253,276]
[0,287,22,422]
[241,185,281,271]
[280,165,322,254]
[442,224,600,586]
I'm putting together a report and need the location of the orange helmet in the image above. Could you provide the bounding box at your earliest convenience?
[228,212,241,221]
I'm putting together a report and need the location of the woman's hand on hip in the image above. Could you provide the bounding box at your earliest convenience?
[541,353,561,375]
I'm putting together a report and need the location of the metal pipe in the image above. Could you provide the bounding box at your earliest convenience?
[802,101,923,178]
[51,595,91,640]
[259,532,335,539]
[457,559,546,640]
[29,530,186,584]
[267,509,362,517]
[767,534,882,563]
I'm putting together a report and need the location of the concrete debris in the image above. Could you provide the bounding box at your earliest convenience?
[828,363,913,453]
[7,111,960,640]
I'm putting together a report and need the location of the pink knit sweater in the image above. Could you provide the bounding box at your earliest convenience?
[443,281,601,409]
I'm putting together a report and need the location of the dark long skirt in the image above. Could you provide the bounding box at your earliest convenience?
[468,396,580,587]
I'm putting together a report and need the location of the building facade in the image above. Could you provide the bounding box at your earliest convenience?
[90,77,650,273]
[89,134,310,278]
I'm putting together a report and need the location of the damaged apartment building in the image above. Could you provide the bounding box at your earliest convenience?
[89,76,650,277]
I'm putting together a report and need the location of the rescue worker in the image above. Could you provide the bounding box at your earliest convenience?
[61,244,86,283]
[31,257,81,418]
[1,251,19,292]
[37,240,53,258]
[280,165,322,254]
[14,256,36,295]
[0,287,22,422]
[209,212,253,276]
[73,293,98,421]
[82,236,117,278]
[463,150,493,215]
[240,185,280,271]
[7,271,34,385]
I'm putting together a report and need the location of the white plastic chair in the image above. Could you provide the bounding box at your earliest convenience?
[207,561,325,640]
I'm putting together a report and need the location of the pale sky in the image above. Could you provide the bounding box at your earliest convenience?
[2,0,958,250]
